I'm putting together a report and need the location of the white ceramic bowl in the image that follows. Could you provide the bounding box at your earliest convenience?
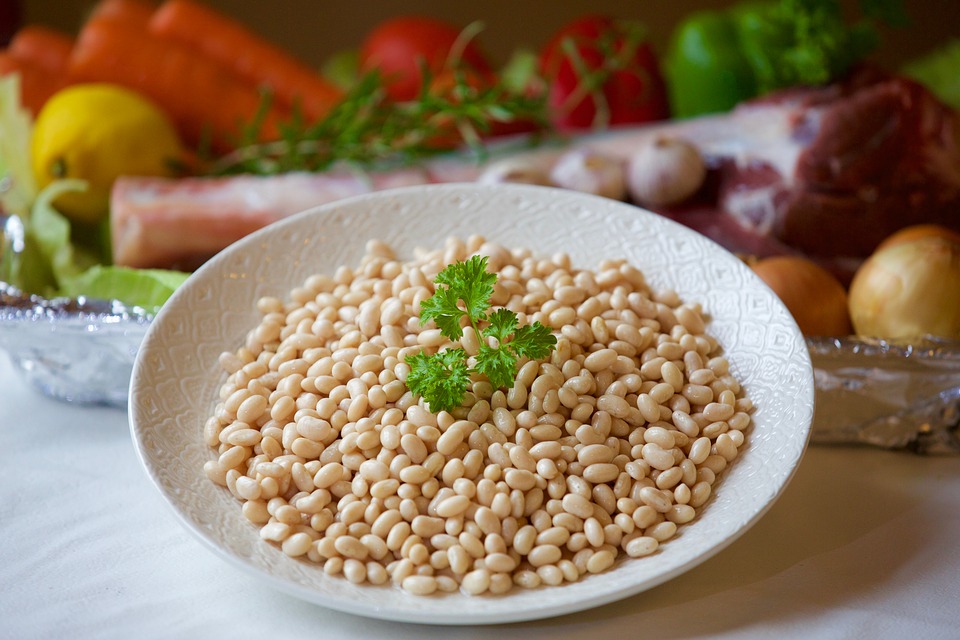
[129,183,814,624]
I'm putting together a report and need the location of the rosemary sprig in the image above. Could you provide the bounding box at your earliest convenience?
[209,66,552,176]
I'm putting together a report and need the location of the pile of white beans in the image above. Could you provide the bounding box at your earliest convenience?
[203,235,752,596]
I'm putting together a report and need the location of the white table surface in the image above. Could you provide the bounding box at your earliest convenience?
[2,352,958,640]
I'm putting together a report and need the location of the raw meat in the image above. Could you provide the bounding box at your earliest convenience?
[111,167,430,269]
[721,67,960,261]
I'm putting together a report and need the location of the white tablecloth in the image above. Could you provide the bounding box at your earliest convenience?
[2,352,958,640]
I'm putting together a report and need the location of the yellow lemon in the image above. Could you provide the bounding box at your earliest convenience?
[31,83,185,224]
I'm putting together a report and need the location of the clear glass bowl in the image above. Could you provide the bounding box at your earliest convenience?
[0,281,152,407]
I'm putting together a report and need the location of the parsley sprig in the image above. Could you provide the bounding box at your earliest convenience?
[405,256,557,413]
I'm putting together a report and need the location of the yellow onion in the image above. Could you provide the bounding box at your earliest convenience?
[875,224,960,252]
[848,236,960,340]
[750,255,852,337]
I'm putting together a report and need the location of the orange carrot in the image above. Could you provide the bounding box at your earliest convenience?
[0,51,68,115]
[86,0,156,29]
[8,25,74,75]
[67,18,287,151]
[149,0,343,122]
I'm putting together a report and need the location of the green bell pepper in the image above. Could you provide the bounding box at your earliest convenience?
[665,10,758,119]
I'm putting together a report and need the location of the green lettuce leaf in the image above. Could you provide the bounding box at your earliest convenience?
[60,265,189,311]
[0,75,37,218]
[29,180,100,286]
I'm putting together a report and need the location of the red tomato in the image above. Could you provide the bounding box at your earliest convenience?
[359,16,493,102]
[539,15,670,130]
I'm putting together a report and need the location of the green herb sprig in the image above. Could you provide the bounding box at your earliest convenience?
[210,66,551,176]
[404,256,557,413]
[735,0,909,93]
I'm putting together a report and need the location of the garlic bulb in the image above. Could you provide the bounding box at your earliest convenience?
[626,135,706,208]
[548,149,626,200]
[477,158,551,186]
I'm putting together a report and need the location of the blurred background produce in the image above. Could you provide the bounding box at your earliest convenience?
[1,0,959,343]
[12,0,957,72]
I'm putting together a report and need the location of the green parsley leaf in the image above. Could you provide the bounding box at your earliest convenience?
[418,285,466,339]
[509,322,558,361]
[404,348,472,414]
[473,343,518,390]
[402,350,436,397]
[434,255,498,325]
[482,308,519,343]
